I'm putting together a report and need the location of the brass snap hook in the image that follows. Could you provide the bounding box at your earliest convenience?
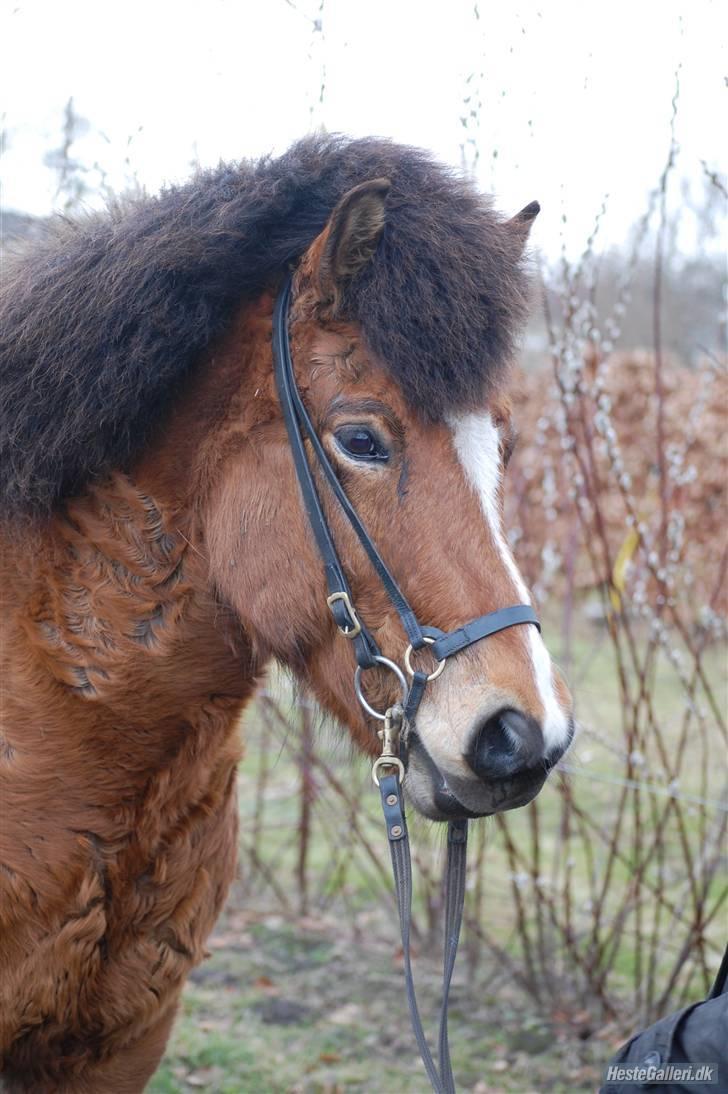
[371,705,405,785]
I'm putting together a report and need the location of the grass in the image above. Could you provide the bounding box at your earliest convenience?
[151,911,611,1093]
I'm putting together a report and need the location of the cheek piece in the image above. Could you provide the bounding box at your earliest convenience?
[272,272,541,1094]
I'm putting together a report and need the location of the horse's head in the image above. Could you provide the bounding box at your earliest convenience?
[207,178,573,820]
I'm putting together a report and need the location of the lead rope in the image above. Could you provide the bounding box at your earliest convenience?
[376,706,468,1094]
[438,818,468,1094]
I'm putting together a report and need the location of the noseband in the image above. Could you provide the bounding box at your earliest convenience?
[272,273,540,1093]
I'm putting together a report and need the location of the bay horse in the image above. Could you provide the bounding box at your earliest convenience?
[0,135,573,1092]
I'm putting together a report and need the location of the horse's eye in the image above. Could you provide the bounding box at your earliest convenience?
[335,426,389,462]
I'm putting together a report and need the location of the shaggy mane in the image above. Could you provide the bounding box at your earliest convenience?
[0,135,530,515]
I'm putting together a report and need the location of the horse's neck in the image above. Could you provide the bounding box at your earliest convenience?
[2,481,252,797]
[1,299,271,789]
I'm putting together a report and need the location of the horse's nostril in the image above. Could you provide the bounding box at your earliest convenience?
[465,707,544,782]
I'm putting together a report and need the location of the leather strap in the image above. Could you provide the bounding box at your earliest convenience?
[273,277,426,657]
[430,604,541,661]
[438,819,468,1094]
[272,278,380,669]
[404,669,429,725]
[379,771,468,1093]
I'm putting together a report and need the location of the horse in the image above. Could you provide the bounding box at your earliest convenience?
[0,135,574,1092]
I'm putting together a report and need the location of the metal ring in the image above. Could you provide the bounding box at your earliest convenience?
[404,636,445,681]
[354,656,409,721]
[371,756,406,786]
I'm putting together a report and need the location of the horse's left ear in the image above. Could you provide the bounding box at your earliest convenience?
[507,200,540,250]
[317,178,391,307]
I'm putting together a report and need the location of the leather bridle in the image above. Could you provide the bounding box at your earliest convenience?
[272,272,541,1093]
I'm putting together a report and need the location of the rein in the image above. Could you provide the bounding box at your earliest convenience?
[272,273,541,1092]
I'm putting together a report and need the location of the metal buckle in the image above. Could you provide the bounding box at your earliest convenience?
[326,591,362,638]
[404,636,445,681]
[354,656,408,721]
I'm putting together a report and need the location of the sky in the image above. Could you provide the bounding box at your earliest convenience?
[1,0,725,258]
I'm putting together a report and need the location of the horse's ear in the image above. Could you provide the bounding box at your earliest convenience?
[507,200,540,250]
[317,178,390,306]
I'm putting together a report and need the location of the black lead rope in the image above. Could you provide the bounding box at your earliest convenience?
[271,272,542,1092]
[438,818,469,1093]
[379,762,468,1094]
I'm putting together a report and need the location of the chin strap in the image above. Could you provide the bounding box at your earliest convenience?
[376,706,468,1094]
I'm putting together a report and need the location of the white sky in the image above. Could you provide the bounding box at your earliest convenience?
[1,0,726,258]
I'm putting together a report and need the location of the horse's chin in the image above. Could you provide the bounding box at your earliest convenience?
[403,732,548,822]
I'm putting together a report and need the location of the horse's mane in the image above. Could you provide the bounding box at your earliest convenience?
[0,134,530,515]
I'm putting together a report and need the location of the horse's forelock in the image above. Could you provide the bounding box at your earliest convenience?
[0,134,531,516]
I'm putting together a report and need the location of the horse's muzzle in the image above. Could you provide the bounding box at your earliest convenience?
[404,714,574,821]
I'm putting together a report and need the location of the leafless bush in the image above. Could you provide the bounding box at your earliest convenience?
[237,125,726,1030]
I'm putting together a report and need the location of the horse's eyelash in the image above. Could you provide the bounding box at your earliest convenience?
[503,429,519,466]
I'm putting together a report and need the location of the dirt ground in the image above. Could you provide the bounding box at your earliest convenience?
[150,887,626,1094]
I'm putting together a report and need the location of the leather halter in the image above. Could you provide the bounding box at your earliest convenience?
[271,272,540,1092]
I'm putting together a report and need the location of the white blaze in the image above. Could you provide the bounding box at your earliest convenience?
[448,411,570,751]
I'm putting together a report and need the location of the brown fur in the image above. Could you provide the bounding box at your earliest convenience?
[0,182,566,1090]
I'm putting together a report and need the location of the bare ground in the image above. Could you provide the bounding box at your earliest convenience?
[150,887,627,1094]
